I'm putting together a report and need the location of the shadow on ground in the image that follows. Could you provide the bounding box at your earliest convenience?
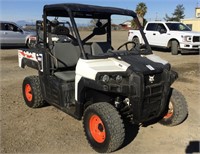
[185,141,200,154]
[117,121,139,151]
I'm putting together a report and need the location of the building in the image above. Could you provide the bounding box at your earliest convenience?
[181,7,200,32]
[120,20,132,30]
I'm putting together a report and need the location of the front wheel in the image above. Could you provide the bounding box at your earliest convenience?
[83,102,125,153]
[159,88,188,126]
[171,40,179,55]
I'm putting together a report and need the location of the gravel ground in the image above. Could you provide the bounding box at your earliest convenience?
[0,31,200,154]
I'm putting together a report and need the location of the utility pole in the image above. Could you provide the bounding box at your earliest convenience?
[155,12,158,21]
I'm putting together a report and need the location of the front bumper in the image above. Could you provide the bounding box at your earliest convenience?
[180,42,200,51]
[95,69,177,124]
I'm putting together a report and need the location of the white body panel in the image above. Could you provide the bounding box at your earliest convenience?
[76,58,130,80]
[75,58,130,100]
[143,54,168,65]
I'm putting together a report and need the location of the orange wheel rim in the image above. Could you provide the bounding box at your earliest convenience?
[164,101,173,119]
[25,84,32,102]
[89,114,106,143]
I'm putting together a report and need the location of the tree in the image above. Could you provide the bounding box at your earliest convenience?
[131,2,147,29]
[164,4,185,21]
[136,2,147,17]
[136,2,147,26]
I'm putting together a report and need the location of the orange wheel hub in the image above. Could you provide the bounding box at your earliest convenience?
[164,101,173,119]
[89,114,106,143]
[25,84,32,102]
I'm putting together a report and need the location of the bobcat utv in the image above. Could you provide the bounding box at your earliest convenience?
[18,3,188,153]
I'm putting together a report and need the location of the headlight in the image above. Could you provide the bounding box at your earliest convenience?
[182,35,192,42]
[116,75,123,83]
[102,75,110,83]
[99,74,127,84]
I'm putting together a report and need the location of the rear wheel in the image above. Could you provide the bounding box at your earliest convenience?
[159,89,188,126]
[26,37,36,49]
[83,102,125,153]
[26,39,31,48]
[22,76,44,108]
[171,40,179,55]
[132,37,140,46]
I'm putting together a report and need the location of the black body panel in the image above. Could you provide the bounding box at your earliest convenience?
[21,58,38,70]
[121,55,168,75]
[40,74,81,119]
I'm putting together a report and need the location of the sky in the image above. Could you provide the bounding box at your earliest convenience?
[0,0,199,24]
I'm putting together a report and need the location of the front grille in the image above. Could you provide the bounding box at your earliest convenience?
[193,36,200,42]
[142,73,164,120]
[129,72,168,123]
[145,84,163,98]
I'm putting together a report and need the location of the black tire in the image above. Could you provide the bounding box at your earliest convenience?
[159,88,188,126]
[83,102,125,153]
[26,39,36,49]
[132,37,140,46]
[22,76,44,108]
[26,39,31,48]
[171,40,179,55]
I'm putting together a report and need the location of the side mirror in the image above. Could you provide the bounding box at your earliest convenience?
[159,29,167,34]
[13,27,23,33]
[17,28,23,33]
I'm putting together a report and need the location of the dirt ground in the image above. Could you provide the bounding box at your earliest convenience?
[0,31,200,154]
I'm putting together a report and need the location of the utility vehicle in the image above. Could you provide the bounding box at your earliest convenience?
[18,3,188,153]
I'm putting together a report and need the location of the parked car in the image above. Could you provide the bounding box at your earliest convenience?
[0,21,36,48]
[128,21,200,55]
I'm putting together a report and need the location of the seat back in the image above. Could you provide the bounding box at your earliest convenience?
[91,42,112,55]
[53,42,81,68]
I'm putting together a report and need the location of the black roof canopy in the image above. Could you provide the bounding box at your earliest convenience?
[44,3,137,18]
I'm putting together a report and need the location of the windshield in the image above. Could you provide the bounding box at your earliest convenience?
[166,23,191,31]
[44,11,152,59]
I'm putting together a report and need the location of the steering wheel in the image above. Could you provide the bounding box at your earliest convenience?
[117,41,137,51]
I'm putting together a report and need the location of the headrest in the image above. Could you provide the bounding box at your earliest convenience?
[96,21,102,27]
[93,27,106,35]
[52,26,70,35]
[51,19,59,27]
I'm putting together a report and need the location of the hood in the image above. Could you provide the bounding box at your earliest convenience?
[170,31,200,36]
[121,54,169,75]
[24,30,36,36]
[76,54,169,81]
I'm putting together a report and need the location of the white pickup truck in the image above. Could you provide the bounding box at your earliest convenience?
[128,21,200,55]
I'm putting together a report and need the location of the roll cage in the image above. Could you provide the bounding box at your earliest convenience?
[42,3,152,59]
